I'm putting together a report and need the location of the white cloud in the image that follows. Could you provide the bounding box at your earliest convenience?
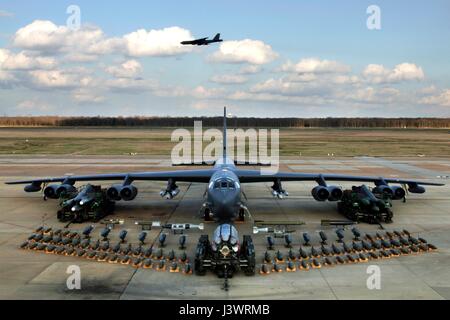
[210,74,247,84]
[238,65,262,74]
[105,77,157,93]
[28,69,92,89]
[72,89,106,104]
[363,63,424,83]
[105,60,142,78]
[209,39,278,65]
[123,26,193,57]
[281,58,351,74]
[419,89,450,107]
[0,49,57,70]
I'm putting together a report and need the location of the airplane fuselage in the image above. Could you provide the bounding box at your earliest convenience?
[206,157,242,222]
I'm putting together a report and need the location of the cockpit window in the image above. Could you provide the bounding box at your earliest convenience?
[213,179,236,190]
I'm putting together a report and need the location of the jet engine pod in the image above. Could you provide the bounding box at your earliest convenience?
[373,185,394,197]
[408,183,425,194]
[43,184,60,199]
[56,184,77,197]
[390,186,406,200]
[24,182,41,193]
[311,186,330,201]
[107,184,123,201]
[120,185,138,201]
[327,186,343,201]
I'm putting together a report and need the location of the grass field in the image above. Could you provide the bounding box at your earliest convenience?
[0,127,448,157]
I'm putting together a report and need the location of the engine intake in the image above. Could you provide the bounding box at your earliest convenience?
[43,184,60,199]
[327,186,343,201]
[120,185,138,201]
[107,184,123,201]
[56,184,77,197]
[391,186,406,200]
[311,186,330,201]
[373,185,394,197]
[408,183,425,194]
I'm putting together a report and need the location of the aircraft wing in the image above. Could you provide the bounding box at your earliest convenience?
[235,169,444,186]
[5,169,217,185]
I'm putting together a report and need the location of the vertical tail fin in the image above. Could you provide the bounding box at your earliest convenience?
[223,106,227,161]
[213,33,221,41]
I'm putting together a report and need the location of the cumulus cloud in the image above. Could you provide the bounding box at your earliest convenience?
[363,63,424,83]
[210,74,247,84]
[419,88,450,107]
[72,89,106,104]
[280,58,351,74]
[209,39,278,65]
[28,69,93,90]
[123,27,193,57]
[0,49,57,70]
[105,60,142,78]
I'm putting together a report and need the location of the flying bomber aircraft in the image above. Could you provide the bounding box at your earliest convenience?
[181,33,223,46]
[5,108,444,223]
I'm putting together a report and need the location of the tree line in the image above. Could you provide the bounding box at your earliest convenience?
[0,116,449,128]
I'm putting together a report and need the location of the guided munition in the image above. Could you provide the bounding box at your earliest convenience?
[362,240,372,251]
[158,233,167,247]
[311,246,321,258]
[97,252,108,262]
[138,232,147,245]
[179,251,188,263]
[321,245,332,256]
[369,251,379,259]
[336,228,345,242]
[284,234,293,248]
[108,254,118,263]
[46,244,56,253]
[29,242,38,250]
[87,251,97,260]
[121,243,132,255]
[82,225,94,238]
[36,243,46,251]
[403,229,411,237]
[169,262,179,272]
[351,228,361,241]
[156,260,165,271]
[35,226,44,233]
[71,237,80,247]
[155,248,163,260]
[143,258,152,269]
[260,264,270,275]
[299,247,309,259]
[100,227,111,241]
[418,244,429,252]
[359,253,369,262]
[75,248,85,257]
[183,263,192,275]
[311,258,321,268]
[179,235,186,249]
[132,258,142,268]
[132,245,142,257]
[331,243,342,255]
[273,263,283,272]
[168,250,176,261]
[343,242,352,253]
[286,261,296,272]
[399,237,409,246]
[299,260,310,270]
[20,241,29,249]
[380,250,390,258]
[42,235,52,243]
[390,249,400,257]
[52,235,62,244]
[385,231,394,239]
[324,257,334,267]
[143,247,152,258]
[90,239,100,250]
[119,230,128,243]
[372,241,382,250]
[409,237,420,245]
[55,246,65,255]
[428,244,437,251]
[111,242,121,253]
[381,239,392,248]
[400,247,410,255]
[390,239,401,247]
[302,233,311,246]
[352,241,363,252]
[346,254,356,263]
[410,245,419,253]
[418,237,427,244]
[276,250,284,262]
[79,238,89,249]
[61,238,71,245]
[100,241,110,252]
[288,249,296,261]
[120,255,131,264]
[267,236,275,250]
[336,255,345,264]
[319,231,328,244]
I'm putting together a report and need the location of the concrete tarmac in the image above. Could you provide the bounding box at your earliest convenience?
[0,156,449,299]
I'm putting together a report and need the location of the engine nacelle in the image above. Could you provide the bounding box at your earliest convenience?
[120,185,138,201]
[56,184,77,197]
[24,183,41,193]
[43,184,60,199]
[408,184,425,194]
[373,185,394,197]
[327,186,343,201]
[311,186,330,201]
[390,186,406,200]
[107,184,123,201]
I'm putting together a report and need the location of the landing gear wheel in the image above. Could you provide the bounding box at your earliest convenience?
[203,208,212,222]
[238,208,245,222]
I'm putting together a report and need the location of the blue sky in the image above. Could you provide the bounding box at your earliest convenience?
[0,0,449,117]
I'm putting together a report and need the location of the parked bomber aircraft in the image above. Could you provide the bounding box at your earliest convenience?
[6,108,444,223]
[181,33,223,46]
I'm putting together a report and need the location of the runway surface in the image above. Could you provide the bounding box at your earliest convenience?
[0,155,449,299]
